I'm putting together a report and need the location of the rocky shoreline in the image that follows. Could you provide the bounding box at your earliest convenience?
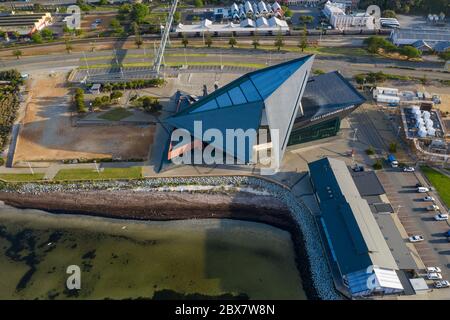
[0,176,341,300]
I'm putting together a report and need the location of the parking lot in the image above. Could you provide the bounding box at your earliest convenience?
[377,169,450,284]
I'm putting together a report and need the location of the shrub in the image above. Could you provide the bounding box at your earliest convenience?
[74,88,87,112]
[389,142,397,153]
[373,159,383,170]
[366,146,375,155]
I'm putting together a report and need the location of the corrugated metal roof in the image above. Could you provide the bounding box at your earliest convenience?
[309,157,399,275]
[298,71,366,121]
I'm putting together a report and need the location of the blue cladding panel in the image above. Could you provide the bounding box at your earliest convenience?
[216,93,233,108]
[191,99,218,113]
[250,59,305,98]
[239,80,262,102]
[228,87,247,105]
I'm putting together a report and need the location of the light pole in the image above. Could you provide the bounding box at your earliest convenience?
[396,205,403,214]
[93,160,100,174]
[397,125,402,137]
[353,128,358,141]
[27,161,34,175]
[183,47,187,66]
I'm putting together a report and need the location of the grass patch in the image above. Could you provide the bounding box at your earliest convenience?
[98,108,133,121]
[0,173,45,182]
[54,167,142,181]
[420,166,450,208]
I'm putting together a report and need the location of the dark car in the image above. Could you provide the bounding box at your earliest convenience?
[352,165,364,172]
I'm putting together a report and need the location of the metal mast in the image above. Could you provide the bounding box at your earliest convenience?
[153,0,178,75]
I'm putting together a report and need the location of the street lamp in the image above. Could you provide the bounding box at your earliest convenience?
[353,128,358,141]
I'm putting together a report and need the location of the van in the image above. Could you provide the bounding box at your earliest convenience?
[417,187,429,193]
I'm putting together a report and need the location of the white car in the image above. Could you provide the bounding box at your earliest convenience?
[426,267,442,273]
[434,213,449,221]
[434,280,450,289]
[423,196,435,202]
[427,272,443,280]
[403,167,415,172]
[417,187,430,193]
[409,235,424,243]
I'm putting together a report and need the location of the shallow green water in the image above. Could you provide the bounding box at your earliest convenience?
[0,205,306,300]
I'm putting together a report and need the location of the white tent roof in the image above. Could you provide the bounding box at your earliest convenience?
[373,267,403,290]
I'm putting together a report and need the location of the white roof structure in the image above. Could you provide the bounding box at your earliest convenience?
[372,266,403,291]
[258,1,268,13]
[409,278,429,293]
[272,1,282,11]
[175,18,289,34]
[245,1,253,13]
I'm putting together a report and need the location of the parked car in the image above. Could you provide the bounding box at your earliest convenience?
[423,196,435,202]
[417,187,430,193]
[434,213,449,221]
[434,280,450,289]
[409,235,424,242]
[427,205,440,211]
[403,167,415,172]
[95,19,102,24]
[352,165,364,172]
[427,272,443,280]
[426,267,442,273]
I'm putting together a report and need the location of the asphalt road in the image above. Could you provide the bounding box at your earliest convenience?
[2,48,450,82]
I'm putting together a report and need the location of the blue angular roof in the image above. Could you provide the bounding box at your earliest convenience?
[166,55,314,162]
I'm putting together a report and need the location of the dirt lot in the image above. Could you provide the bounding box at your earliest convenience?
[14,73,154,163]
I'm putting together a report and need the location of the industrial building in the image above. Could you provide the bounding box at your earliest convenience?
[157,56,365,171]
[309,157,404,297]
[390,28,450,52]
[323,1,375,30]
[0,12,52,36]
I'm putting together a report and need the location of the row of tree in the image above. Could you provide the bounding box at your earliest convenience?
[0,70,22,152]
[364,36,421,59]
[181,26,309,52]
[359,0,449,15]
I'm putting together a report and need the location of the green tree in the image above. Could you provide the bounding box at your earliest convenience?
[389,142,397,153]
[281,6,293,18]
[382,10,396,18]
[228,36,237,48]
[194,0,203,8]
[399,45,421,59]
[41,28,53,40]
[65,40,73,54]
[252,35,260,49]
[438,51,450,61]
[99,0,108,5]
[300,15,314,24]
[75,29,83,37]
[298,25,307,52]
[174,11,181,24]
[110,19,124,35]
[31,32,43,44]
[110,91,123,100]
[274,32,284,51]
[131,3,149,24]
[205,33,213,48]
[133,22,143,48]
[119,3,131,14]
[181,35,189,48]
[12,49,22,59]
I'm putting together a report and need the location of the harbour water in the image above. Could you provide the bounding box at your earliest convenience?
[0,204,306,300]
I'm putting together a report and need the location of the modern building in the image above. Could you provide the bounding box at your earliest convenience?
[158,56,365,171]
[175,17,289,36]
[323,1,374,30]
[390,28,450,51]
[0,12,52,36]
[309,157,404,297]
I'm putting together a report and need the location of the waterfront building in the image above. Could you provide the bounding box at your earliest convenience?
[308,157,404,297]
[157,56,365,171]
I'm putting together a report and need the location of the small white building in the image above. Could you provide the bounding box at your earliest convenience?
[323,1,374,30]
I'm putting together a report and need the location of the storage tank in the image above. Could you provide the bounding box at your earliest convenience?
[427,128,436,136]
[418,128,427,137]
[422,111,431,119]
